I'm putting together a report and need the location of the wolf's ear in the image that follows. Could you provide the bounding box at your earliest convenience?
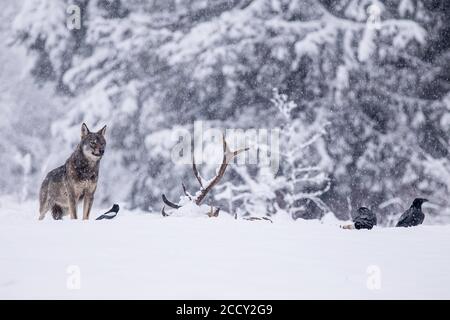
[97,125,107,136]
[81,123,90,138]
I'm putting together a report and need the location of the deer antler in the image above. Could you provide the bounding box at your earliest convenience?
[193,135,248,205]
[192,156,204,189]
[161,206,170,217]
[161,134,248,215]
[162,194,181,209]
[182,182,192,200]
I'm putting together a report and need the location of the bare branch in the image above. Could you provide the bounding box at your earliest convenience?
[208,206,220,217]
[244,216,273,223]
[262,217,273,223]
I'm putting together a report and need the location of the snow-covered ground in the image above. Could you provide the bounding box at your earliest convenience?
[1,196,450,299]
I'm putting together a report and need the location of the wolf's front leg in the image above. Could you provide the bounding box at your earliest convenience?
[68,188,78,219]
[83,193,94,220]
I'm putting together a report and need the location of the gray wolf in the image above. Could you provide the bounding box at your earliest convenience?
[39,123,107,220]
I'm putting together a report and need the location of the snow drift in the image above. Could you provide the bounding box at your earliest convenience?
[1,197,449,299]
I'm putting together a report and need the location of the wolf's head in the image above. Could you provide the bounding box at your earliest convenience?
[80,123,107,161]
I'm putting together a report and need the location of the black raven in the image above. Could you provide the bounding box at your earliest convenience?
[353,207,377,230]
[341,207,377,230]
[396,198,428,227]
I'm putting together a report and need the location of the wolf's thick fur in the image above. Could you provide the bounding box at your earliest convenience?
[39,123,107,220]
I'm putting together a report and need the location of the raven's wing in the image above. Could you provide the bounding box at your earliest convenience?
[362,210,377,225]
[418,213,425,225]
[396,208,414,227]
[354,210,376,229]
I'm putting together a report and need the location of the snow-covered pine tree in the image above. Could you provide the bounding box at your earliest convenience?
[271,89,331,219]
[321,0,450,221]
[11,0,450,221]
[0,1,58,199]
[215,89,331,219]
